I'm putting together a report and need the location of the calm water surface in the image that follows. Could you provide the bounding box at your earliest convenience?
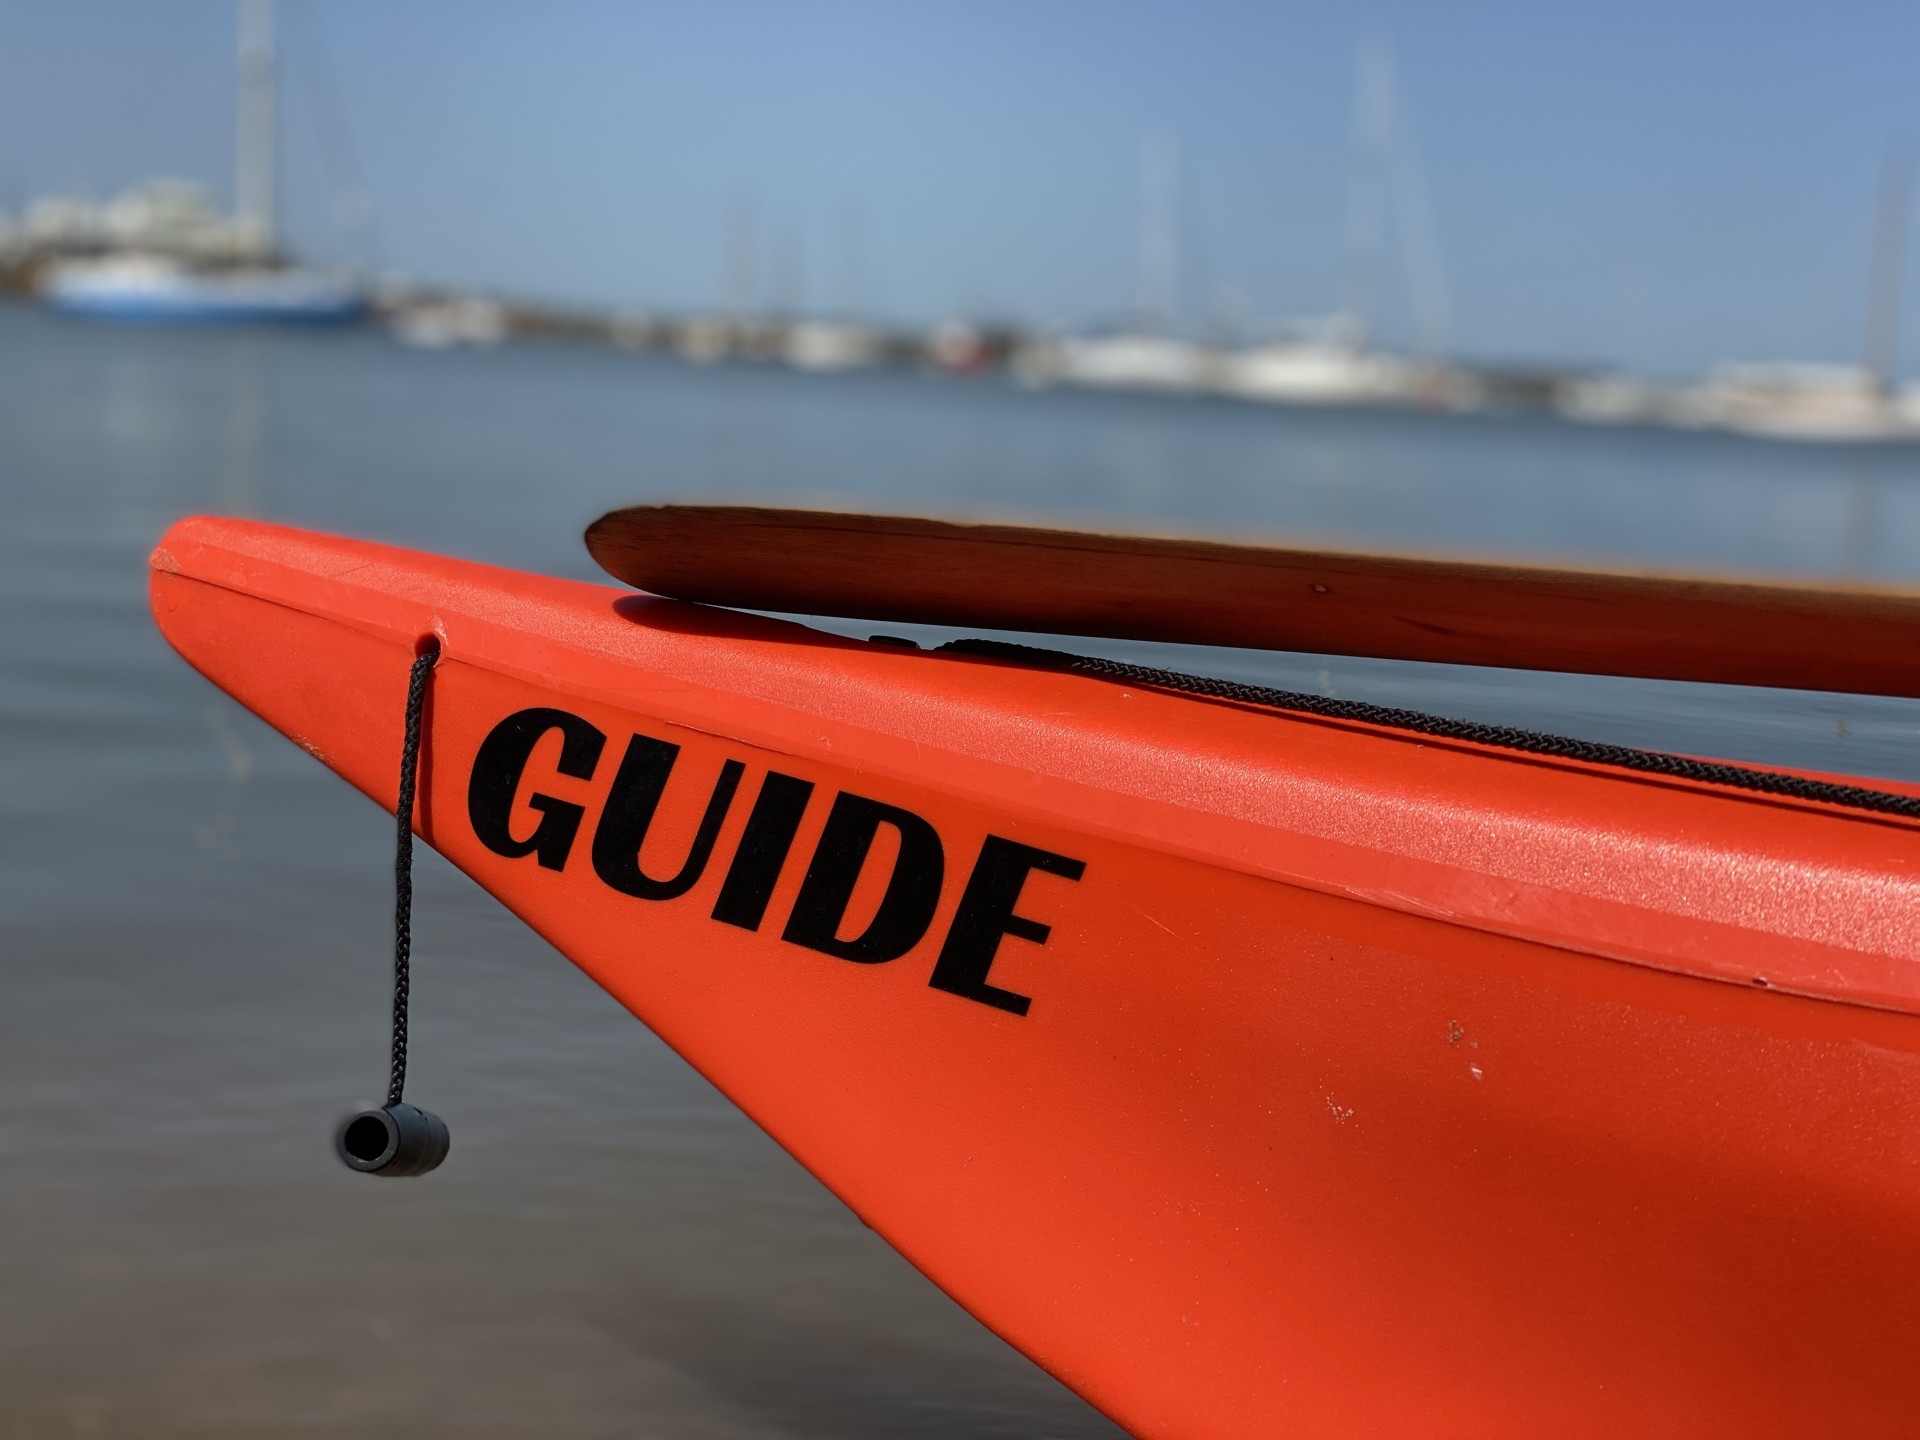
[3,304,1918,1436]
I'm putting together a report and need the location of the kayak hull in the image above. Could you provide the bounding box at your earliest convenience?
[150,517,1920,1438]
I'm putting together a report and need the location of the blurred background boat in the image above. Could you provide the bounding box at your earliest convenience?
[389,294,509,349]
[1688,362,1920,443]
[1559,147,1920,443]
[43,250,365,325]
[36,0,366,327]
[1216,314,1413,405]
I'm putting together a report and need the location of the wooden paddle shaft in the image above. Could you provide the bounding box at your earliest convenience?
[586,505,1920,698]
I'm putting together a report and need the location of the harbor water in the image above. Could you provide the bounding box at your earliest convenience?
[4,302,1919,1437]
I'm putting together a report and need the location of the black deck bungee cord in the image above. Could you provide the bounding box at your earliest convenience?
[936,638,1920,823]
[335,639,451,1177]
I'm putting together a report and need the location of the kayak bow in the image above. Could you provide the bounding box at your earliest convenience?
[151,514,1920,1439]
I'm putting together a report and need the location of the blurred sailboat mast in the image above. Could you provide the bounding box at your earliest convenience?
[1340,36,1394,349]
[1863,144,1911,398]
[1138,131,1181,334]
[236,0,276,259]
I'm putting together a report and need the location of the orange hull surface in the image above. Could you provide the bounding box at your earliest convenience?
[151,517,1920,1438]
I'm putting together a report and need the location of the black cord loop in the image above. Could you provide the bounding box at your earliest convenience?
[336,639,451,1177]
[388,639,440,1107]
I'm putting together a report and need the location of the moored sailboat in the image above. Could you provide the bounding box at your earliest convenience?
[40,0,366,327]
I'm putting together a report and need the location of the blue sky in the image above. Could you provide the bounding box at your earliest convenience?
[2,2,1917,375]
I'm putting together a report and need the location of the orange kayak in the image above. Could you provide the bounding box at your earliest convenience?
[151,515,1920,1438]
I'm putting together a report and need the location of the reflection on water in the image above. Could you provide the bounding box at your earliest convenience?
[2,303,1918,1436]
[220,334,268,518]
[1843,460,1885,573]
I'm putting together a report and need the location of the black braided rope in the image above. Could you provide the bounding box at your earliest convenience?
[937,638,1920,823]
[388,640,440,1108]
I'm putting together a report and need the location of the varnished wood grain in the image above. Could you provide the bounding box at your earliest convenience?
[585,505,1920,698]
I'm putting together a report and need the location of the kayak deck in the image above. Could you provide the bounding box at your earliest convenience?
[152,515,1920,1438]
